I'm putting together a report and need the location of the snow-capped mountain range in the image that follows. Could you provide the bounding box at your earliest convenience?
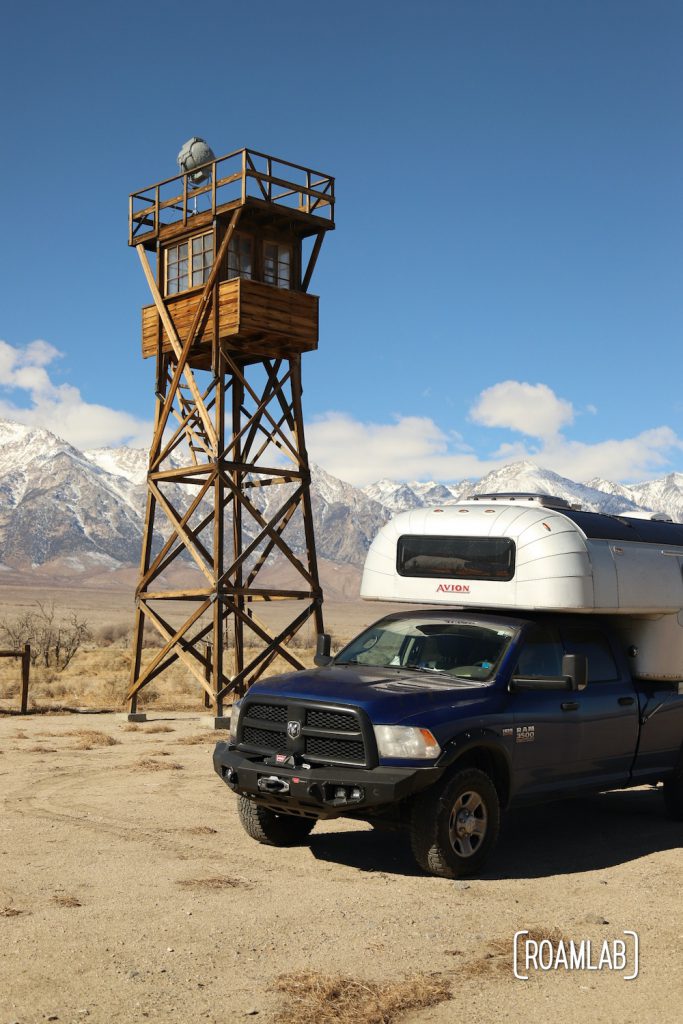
[0,420,388,576]
[361,461,683,520]
[0,419,682,581]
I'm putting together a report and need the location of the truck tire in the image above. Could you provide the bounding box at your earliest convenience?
[663,761,683,821]
[237,796,316,846]
[409,767,500,878]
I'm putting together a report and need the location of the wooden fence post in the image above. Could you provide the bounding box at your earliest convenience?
[20,644,30,714]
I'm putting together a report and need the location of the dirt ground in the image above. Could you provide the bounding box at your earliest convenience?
[1,712,681,1024]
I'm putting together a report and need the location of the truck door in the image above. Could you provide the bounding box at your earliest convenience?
[510,624,581,797]
[559,624,639,787]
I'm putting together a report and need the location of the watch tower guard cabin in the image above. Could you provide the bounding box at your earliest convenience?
[127,141,334,722]
[214,493,683,878]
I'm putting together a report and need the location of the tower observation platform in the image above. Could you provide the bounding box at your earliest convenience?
[130,148,334,369]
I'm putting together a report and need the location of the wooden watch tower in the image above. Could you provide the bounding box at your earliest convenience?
[126,146,334,719]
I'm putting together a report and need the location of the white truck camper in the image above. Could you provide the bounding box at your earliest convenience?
[361,493,683,681]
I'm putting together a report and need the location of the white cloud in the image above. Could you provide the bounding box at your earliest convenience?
[0,339,152,449]
[470,380,574,438]
[307,386,683,486]
[308,411,501,485]
[538,427,682,482]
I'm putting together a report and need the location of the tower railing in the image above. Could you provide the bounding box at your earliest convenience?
[129,148,335,245]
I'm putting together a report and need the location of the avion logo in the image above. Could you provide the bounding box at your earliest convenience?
[436,583,471,594]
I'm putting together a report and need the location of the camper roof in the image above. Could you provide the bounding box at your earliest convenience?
[468,492,575,509]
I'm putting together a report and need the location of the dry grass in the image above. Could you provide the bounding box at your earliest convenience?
[176,876,248,891]
[272,971,451,1024]
[52,893,81,908]
[0,640,317,712]
[175,733,215,745]
[184,825,218,835]
[1,905,27,918]
[65,729,121,750]
[121,723,140,732]
[143,724,175,734]
[136,758,184,772]
[463,927,568,978]
[28,745,57,753]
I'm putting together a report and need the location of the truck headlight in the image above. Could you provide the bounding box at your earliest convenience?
[229,700,243,745]
[373,725,441,760]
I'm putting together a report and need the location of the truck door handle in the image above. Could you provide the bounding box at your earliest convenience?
[561,701,579,711]
[618,697,635,706]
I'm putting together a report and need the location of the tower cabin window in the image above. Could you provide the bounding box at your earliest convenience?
[227,234,253,280]
[264,242,291,289]
[165,232,214,295]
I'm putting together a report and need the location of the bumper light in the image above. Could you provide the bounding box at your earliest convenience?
[373,725,441,760]
[325,784,365,804]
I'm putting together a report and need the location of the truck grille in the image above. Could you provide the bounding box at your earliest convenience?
[305,708,357,731]
[242,726,288,752]
[247,703,287,724]
[305,736,365,761]
[238,699,371,767]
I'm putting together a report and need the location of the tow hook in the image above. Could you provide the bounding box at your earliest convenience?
[257,775,290,794]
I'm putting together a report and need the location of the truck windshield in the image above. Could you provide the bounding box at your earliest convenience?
[334,617,515,681]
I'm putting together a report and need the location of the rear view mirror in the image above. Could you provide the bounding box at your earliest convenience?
[510,652,588,692]
[314,633,333,667]
[562,653,588,691]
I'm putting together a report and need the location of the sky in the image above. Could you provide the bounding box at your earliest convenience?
[0,0,681,486]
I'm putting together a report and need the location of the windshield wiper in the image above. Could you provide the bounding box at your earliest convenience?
[395,664,444,674]
[335,660,435,672]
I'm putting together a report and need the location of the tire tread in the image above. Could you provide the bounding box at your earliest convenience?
[237,796,315,846]
[663,759,683,821]
[410,767,500,879]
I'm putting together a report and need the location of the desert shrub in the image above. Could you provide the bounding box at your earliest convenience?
[0,602,92,672]
[94,622,130,646]
[139,687,160,704]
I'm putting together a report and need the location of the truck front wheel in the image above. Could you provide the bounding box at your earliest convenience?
[237,796,316,846]
[663,761,683,821]
[410,767,500,878]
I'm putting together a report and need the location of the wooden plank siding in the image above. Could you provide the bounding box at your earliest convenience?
[142,278,319,361]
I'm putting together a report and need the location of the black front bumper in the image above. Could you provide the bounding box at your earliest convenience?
[213,741,444,819]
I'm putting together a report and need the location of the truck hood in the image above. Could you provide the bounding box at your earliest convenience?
[242,665,502,726]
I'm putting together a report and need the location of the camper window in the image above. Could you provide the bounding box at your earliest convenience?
[397,535,515,581]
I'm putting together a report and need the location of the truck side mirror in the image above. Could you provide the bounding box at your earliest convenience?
[314,633,333,667]
[562,653,588,692]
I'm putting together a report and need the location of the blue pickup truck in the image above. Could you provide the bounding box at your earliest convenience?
[213,496,683,878]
